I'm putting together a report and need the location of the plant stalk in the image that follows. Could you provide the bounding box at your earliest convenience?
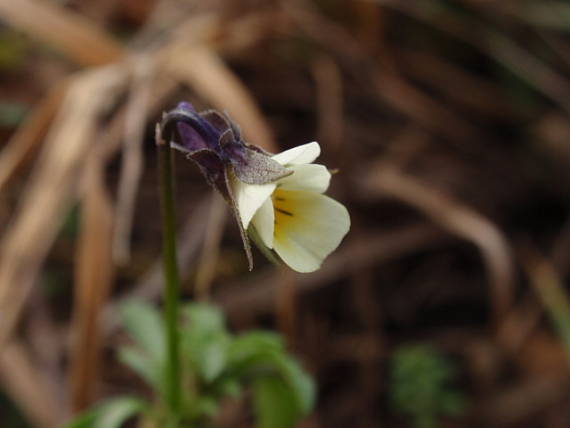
[158,138,181,422]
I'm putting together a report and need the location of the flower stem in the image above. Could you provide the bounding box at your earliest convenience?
[158,139,181,422]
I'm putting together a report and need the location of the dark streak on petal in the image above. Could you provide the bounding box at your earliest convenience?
[275,207,294,217]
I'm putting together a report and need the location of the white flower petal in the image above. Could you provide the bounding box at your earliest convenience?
[272,190,350,273]
[232,178,276,229]
[277,164,331,194]
[251,197,275,248]
[271,142,320,166]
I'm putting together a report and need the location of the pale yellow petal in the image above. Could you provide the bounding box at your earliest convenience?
[272,190,350,273]
[251,197,275,248]
[277,164,331,194]
[271,142,320,166]
[232,178,276,229]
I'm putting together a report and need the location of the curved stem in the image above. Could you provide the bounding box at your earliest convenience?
[158,139,181,423]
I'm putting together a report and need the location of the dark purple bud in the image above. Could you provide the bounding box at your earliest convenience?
[161,102,222,153]
[159,103,291,187]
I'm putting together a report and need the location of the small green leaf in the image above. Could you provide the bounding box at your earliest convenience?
[390,344,468,428]
[254,377,300,428]
[181,303,230,382]
[62,396,146,428]
[227,331,284,365]
[231,353,315,415]
[202,340,228,382]
[183,303,226,334]
[118,346,161,391]
[119,300,165,364]
[225,331,315,415]
[61,410,97,428]
[183,330,229,382]
[93,396,146,428]
[260,353,315,415]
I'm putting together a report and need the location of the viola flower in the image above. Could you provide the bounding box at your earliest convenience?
[158,102,349,272]
[232,142,350,272]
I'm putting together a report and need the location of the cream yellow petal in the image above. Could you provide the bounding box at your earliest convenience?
[272,190,350,273]
[271,142,320,166]
[232,178,276,229]
[251,197,275,248]
[277,164,331,194]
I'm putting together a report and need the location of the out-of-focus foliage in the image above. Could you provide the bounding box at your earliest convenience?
[0,30,28,71]
[64,301,314,428]
[390,344,466,428]
[0,102,28,128]
[62,396,146,428]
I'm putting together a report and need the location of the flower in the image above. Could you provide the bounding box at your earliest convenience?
[159,102,295,270]
[232,142,350,273]
[159,102,291,202]
[158,102,349,272]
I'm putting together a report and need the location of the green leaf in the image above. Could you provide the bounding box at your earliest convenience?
[227,342,315,416]
[227,331,284,365]
[181,303,230,382]
[119,300,165,364]
[184,330,229,383]
[93,396,146,428]
[119,300,166,364]
[254,377,300,428]
[183,303,226,334]
[203,339,228,382]
[61,410,97,428]
[268,354,315,415]
[62,396,146,428]
[118,346,161,391]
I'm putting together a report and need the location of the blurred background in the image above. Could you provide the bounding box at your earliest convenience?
[1,0,570,427]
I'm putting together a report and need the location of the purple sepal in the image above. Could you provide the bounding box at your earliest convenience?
[160,102,221,153]
[159,103,291,187]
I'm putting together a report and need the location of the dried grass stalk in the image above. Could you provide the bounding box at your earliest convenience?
[0,0,124,66]
[0,81,68,193]
[69,153,115,412]
[0,65,127,349]
[113,55,156,265]
[165,44,277,152]
[366,166,514,324]
[311,55,344,151]
[0,341,64,428]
